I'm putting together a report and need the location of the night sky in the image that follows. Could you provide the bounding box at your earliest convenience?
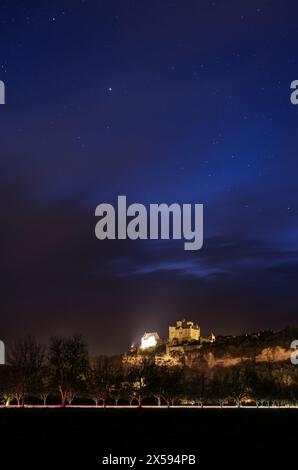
[1,0,298,355]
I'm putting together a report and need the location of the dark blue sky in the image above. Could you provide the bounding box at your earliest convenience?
[1,0,298,354]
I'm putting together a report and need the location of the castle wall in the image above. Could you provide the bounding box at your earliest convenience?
[169,323,200,343]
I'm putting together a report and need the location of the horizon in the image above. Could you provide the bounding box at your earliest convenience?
[2,322,298,357]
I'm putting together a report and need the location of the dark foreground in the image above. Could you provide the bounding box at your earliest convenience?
[0,408,296,467]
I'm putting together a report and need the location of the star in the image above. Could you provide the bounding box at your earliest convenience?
[108,87,112,92]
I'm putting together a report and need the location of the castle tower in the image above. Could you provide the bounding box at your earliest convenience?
[168,319,200,343]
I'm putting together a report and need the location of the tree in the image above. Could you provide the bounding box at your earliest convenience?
[48,335,89,407]
[208,367,229,408]
[185,367,207,407]
[87,356,116,406]
[159,366,183,407]
[226,362,252,407]
[149,364,167,406]
[108,358,125,406]
[35,366,53,406]
[125,358,155,407]
[7,335,45,406]
[0,365,14,406]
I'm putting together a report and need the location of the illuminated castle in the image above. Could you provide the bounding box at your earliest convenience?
[166,319,215,357]
[138,320,214,351]
[123,319,215,367]
[169,320,200,344]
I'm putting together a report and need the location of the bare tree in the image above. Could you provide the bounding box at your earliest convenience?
[125,358,155,407]
[87,356,114,406]
[226,362,252,407]
[35,366,53,405]
[7,335,45,406]
[0,365,14,406]
[208,367,229,408]
[186,366,207,407]
[48,335,88,407]
[161,366,184,407]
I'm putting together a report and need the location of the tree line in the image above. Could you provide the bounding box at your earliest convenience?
[0,335,297,407]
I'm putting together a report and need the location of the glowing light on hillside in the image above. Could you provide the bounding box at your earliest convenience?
[141,334,157,350]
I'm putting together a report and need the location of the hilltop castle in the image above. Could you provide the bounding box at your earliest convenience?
[124,319,215,366]
[169,320,200,343]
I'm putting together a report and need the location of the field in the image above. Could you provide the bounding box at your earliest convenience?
[0,408,297,467]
